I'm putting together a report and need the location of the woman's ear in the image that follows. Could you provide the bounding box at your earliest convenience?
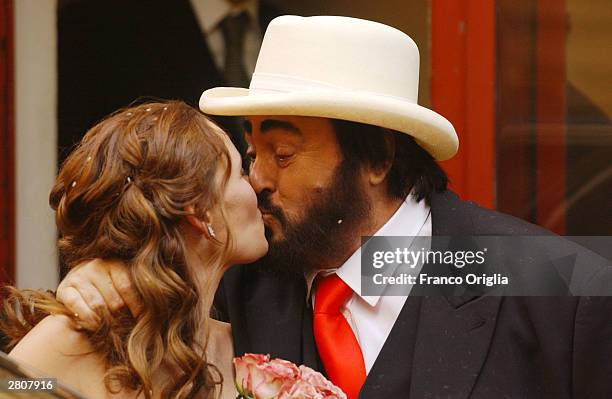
[185,205,213,238]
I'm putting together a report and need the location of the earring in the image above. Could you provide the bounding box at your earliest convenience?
[206,223,216,238]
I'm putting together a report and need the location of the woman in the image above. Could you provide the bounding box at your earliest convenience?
[1,101,268,398]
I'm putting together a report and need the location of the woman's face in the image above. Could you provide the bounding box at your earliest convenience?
[218,134,268,265]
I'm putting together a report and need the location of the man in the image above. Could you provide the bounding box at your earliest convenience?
[56,16,612,398]
[58,0,281,163]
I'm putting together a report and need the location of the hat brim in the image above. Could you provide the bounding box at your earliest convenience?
[200,87,458,161]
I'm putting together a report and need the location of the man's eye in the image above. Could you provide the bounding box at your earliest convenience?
[276,154,294,164]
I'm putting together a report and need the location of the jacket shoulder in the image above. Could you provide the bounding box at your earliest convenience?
[431,191,552,236]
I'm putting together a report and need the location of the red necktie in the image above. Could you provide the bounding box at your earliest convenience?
[313,274,366,399]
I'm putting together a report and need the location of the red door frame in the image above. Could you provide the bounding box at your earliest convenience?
[431,0,567,235]
[431,0,496,209]
[0,0,15,284]
[535,0,566,234]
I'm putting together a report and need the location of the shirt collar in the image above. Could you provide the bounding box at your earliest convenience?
[307,193,431,307]
[191,0,259,34]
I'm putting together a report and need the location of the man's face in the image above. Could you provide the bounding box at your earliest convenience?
[244,115,371,273]
[244,116,343,242]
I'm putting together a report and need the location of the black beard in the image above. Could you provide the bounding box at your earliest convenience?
[255,159,372,278]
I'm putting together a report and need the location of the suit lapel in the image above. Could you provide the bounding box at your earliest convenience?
[408,191,502,399]
[177,0,225,83]
[359,296,422,398]
[409,295,502,399]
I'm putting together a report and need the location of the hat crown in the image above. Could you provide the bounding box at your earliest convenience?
[200,15,458,161]
[251,16,420,103]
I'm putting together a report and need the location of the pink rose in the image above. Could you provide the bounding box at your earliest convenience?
[296,366,346,399]
[233,355,346,399]
[278,380,324,399]
[234,353,270,397]
[234,354,299,399]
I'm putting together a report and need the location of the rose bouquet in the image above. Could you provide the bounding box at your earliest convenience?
[234,354,346,399]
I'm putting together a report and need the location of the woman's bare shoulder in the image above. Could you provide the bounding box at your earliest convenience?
[9,315,109,396]
[10,315,95,361]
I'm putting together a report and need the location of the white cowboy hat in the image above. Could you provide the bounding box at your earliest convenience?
[200,15,458,160]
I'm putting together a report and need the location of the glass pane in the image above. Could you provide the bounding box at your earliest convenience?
[565,0,612,234]
[496,0,612,234]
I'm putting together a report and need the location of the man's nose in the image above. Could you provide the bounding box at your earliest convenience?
[248,158,276,194]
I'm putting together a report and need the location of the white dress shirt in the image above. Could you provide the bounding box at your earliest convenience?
[310,194,431,373]
[189,0,262,78]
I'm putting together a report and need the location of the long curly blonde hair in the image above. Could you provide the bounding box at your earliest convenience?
[1,101,234,398]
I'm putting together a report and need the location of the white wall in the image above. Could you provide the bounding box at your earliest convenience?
[14,0,58,289]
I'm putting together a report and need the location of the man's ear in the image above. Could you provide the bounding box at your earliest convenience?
[367,132,395,186]
[184,205,213,238]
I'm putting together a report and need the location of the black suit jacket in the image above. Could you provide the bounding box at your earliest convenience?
[215,191,612,398]
[58,0,281,161]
